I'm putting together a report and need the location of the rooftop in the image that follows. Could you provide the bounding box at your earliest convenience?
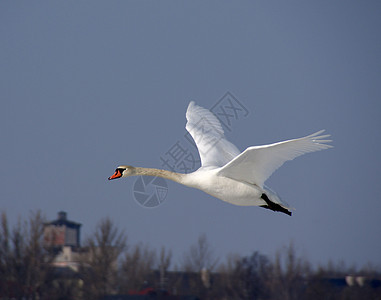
[45,211,81,228]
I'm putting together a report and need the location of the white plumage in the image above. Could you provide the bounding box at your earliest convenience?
[109,101,332,216]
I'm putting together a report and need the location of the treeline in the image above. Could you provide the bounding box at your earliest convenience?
[0,211,380,300]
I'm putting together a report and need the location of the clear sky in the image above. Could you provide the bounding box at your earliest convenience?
[1,1,381,268]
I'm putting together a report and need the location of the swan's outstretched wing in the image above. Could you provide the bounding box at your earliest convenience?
[185,101,241,168]
[217,130,332,187]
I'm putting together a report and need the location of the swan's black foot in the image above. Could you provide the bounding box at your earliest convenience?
[260,193,292,216]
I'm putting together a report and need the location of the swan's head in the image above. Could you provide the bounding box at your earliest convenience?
[108,165,135,180]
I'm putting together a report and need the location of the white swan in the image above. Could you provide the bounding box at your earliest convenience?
[109,101,332,216]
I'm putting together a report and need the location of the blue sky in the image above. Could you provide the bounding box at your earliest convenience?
[1,1,381,268]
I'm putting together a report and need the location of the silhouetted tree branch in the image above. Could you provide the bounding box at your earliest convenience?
[80,217,127,299]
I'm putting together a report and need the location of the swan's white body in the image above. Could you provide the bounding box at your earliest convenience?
[181,168,265,207]
[109,101,332,215]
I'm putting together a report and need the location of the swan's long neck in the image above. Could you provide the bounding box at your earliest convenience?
[132,167,185,184]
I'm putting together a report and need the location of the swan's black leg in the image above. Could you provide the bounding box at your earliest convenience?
[260,193,292,216]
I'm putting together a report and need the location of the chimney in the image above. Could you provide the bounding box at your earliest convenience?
[58,211,67,221]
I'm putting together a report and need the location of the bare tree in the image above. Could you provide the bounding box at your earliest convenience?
[119,243,156,293]
[270,241,310,300]
[219,252,271,300]
[178,234,219,299]
[80,217,127,299]
[158,246,172,290]
[182,233,218,272]
[0,211,54,299]
[0,212,10,282]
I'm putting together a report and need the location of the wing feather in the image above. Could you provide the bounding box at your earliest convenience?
[217,130,332,187]
[185,101,240,168]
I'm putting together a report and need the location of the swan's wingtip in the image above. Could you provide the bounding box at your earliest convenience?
[308,130,334,148]
[308,129,326,137]
[186,101,196,114]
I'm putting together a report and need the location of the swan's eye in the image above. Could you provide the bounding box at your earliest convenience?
[115,167,127,175]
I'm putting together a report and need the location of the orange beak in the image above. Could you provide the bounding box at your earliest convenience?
[108,169,122,180]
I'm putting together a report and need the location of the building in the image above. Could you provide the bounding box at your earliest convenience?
[44,211,83,271]
[44,211,81,249]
